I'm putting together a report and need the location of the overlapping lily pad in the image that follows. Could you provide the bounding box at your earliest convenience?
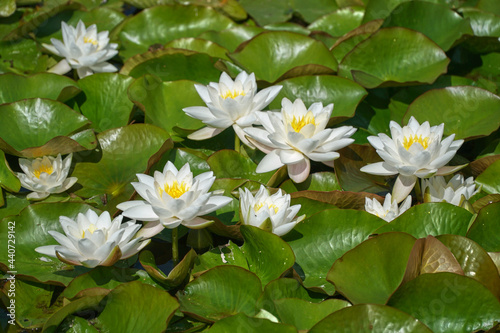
[229,31,338,83]
[71,124,172,212]
[0,98,96,157]
[118,4,235,59]
[338,27,450,88]
[467,201,500,252]
[284,209,386,294]
[308,7,364,37]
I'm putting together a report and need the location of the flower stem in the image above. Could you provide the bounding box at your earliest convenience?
[172,227,179,266]
[234,135,241,153]
[414,178,422,203]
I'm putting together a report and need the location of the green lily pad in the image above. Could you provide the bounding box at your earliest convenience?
[128,75,204,137]
[268,75,367,123]
[139,249,196,289]
[338,27,450,88]
[229,31,338,83]
[72,124,172,213]
[93,281,179,332]
[118,4,235,59]
[274,298,351,331]
[0,0,15,17]
[193,226,295,286]
[0,73,79,104]
[237,0,293,26]
[461,7,500,37]
[164,38,230,60]
[0,193,30,221]
[207,150,275,184]
[388,273,500,333]
[0,98,96,157]
[308,7,364,37]
[476,159,500,195]
[309,304,433,333]
[240,225,295,286]
[0,150,20,192]
[290,190,382,211]
[177,266,262,322]
[264,22,311,35]
[280,172,342,193]
[293,0,339,23]
[437,234,500,299]
[375,203,473,238]
[5,279,63,329]
[0,202,100,286]
[199,25,265,52]
[284,209,386,295]
[208,313,297,333]
[331,19,383,63]
[76,73,134,132]
[404,86,500,140]
[382,1,473,51]
[259,278,326,307]
[327,232,416,304]
[62,266,159,299]
[289,197,338,217]
[467,201,500,252]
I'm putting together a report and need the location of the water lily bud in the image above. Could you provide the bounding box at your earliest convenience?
[35,210,150,268]
[422,174,479,211]
[239,185,305,236]
[17,153,77,200]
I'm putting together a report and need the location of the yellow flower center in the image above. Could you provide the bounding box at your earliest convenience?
[291,111,316,132]
[221,90,246,99]
[162,181,190,199]
[254,202,279,214]
[83,37,98,45]
[82,224,97,238]
[33,165,54,179]
[403,135,429,150]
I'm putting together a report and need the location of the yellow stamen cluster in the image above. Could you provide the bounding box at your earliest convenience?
[82,224,97,238]
[254,202,279,214]
[291,111,316,132]
[221,90,246,99]
[162,181,190,199]
[83,37,98,45]
[403,135,430,150]
[33,165,54,179]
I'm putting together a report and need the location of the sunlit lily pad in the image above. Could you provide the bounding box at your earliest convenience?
[476,159,500,195]
[229,31,338,83]
[164,38,230,60]
[198,25,265,52]
[328,232,416,304]
[177,266,262,322]
[284,209,386,295]
[268,75,367,123]
[118,4,235,59]
[308,7,364,37]
[0,98,96,157]
[375,203,473,238]
[467,201,500,252]
[382,1,473,51]
[309,304,433,333]
[0,73,79,104]
[338,27,450,88]
[388,273,500,333]
[404,86,500,140]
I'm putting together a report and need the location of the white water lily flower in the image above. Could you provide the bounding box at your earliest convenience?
[16,153,77,200]
[422,174,480,207]
[244,98,356,183]
[35,210,150,268]
[239,185,305,236]
[44,20,118,78]
[117,162,232,237]
[183,71,282,147]
[365,193,412,222]
[360,116,464,203]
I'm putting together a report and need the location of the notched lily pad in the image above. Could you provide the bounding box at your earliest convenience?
[139,249,196,289]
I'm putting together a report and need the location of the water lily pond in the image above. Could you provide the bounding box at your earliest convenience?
[1,0,500,332]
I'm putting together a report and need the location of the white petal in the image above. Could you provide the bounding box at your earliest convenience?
[287,158,310,183]
[188,127,224,140]
[48,59,72,75]
[256,150,284,173]
[392,174,417,203]
[360,162,398,176]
